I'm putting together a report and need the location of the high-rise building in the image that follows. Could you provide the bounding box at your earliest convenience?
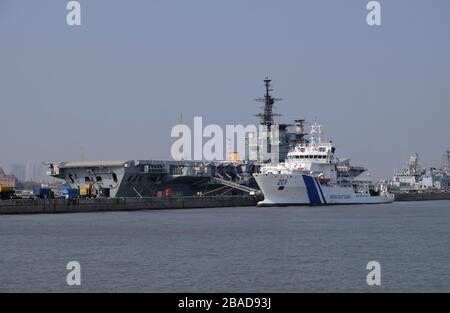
[443,150,450,175]
[11,163,26,182]
[25,161,45,182]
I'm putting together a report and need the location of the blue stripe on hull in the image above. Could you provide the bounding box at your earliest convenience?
[315,178,327,204]
[302,175,322,205]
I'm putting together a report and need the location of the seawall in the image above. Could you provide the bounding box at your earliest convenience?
[0,195,261,215]
[394,192,450,201]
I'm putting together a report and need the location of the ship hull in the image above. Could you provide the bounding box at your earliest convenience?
[254,173,395,207]
[47,160,258,198]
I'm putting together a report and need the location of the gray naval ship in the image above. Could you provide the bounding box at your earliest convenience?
[46,159,259,197]
[388,151,450,192]
[46,78,368,198]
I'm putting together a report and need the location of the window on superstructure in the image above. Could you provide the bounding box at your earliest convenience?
[112,173,118,183]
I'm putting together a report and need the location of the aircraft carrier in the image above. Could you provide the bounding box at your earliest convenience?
[46,159,259,198]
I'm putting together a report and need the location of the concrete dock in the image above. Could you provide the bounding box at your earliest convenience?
[0,195,261,215]
[394,192,450,201]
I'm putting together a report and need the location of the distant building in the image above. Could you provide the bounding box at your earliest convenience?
[443,150,450,175]
[0,167,16,188]
[25,161,45,182]
[11,163,26,182]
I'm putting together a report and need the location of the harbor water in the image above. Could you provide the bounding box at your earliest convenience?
[1,200,450,292]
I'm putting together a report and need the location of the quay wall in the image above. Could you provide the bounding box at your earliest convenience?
[394,192,450,201]
[0,196,261,215]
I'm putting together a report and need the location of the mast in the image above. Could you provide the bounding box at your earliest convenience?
[255,77,281,131]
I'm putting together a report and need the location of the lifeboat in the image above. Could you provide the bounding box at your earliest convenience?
[319,177,331,185]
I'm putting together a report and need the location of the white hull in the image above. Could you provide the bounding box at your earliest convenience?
[254,173,395,207]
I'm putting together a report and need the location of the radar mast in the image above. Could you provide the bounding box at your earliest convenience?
[255,77,281,131]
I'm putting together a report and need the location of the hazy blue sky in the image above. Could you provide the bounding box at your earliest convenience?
[1,0,449,179]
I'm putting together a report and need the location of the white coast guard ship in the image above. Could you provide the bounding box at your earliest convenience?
[253,122,394,206]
